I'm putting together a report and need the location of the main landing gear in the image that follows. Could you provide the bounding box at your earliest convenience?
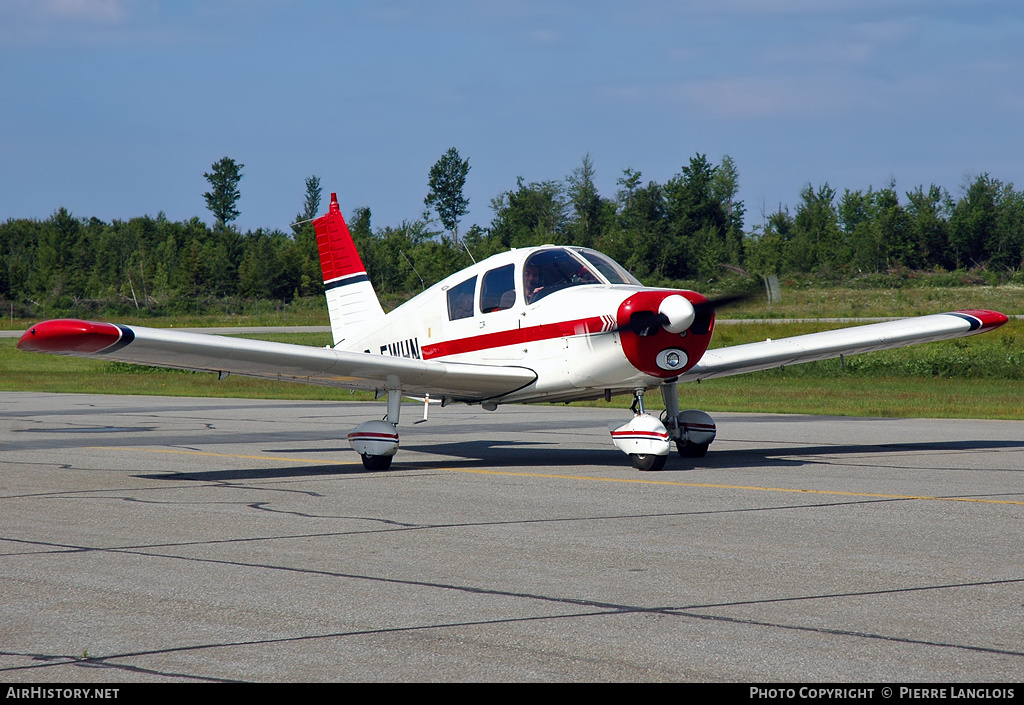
[608,383,716,471]
[347,388,401,470]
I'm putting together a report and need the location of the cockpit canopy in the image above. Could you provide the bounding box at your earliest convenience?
[446,247,641,321]
[523,248,640,304]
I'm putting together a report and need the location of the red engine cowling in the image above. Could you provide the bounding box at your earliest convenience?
[616,290,715,378]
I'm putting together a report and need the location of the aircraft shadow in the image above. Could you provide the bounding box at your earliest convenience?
[403,437,1024,473]
[133,438,1024,482]
[134,464,371,482]
[683,438,1024,472]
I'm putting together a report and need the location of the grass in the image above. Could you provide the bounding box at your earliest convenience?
[723,283,1024,319]
[3,319,1022,420]
[0,299,330,332]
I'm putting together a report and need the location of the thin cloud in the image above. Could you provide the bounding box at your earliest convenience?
[24,0,127,22]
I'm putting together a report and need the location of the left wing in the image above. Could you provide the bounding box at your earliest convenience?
[680,309,1008,381]
[17,319,537,400]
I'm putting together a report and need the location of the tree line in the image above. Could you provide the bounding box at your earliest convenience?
[3,151,1023,318]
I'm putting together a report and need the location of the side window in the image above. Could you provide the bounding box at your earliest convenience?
[480,264,516,313]
[446,276,476,321]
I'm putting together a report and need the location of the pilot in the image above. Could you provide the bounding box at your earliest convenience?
[524,263,545,304]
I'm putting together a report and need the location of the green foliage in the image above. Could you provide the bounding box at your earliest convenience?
[424,147,470,241]
[203,157,244,228]
[566,154,606,248]
[5,153,1024,320]
[302,175,321,222]
[488,177,568,248]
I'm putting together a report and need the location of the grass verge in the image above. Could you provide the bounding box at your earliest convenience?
[2,321,1022,420]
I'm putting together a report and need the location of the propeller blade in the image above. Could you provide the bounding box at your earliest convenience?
[691,291,751,318]
[617,310,669,337]
[613,288,759,337]
[690,289,758,335]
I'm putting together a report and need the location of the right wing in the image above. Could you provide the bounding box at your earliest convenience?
[680,310,1008,381]
[17,319,536,401]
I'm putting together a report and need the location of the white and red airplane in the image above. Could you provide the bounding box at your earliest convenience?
[18,193,1009,471]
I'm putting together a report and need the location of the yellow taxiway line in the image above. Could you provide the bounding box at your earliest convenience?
[90,446,1024,506]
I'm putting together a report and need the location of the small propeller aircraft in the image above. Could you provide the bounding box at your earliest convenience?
[18,193,1008,471]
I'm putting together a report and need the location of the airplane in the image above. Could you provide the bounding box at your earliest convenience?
[18,193,1009,472]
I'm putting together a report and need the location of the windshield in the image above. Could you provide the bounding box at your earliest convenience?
[522,248,601,304]
[576,249,642,285]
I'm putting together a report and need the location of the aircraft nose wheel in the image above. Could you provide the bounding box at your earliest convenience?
[630,453,667,472]
[361,454,393,471]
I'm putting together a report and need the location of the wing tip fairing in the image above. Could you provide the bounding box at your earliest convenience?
[17,319,134,355]
[951,309,1009,332]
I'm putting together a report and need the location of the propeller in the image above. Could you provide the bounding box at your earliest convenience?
[689,291,754,335]
[616,288,758,337]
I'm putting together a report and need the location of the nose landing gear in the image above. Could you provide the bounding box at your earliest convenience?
[609,384,716,470]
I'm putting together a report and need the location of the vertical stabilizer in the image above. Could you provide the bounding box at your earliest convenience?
[313,193,385,346]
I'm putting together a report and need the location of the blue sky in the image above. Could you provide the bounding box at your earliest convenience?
[2,0,1022,234]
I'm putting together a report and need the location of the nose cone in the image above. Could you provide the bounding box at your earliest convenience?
[658,294,696,334]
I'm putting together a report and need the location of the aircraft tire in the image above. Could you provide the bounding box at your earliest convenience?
[361,453,393,471]
[630,453,667,472]
[676,441,709,458]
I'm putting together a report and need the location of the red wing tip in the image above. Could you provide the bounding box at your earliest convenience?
[954,309,1009,329]
[17,319,124,354]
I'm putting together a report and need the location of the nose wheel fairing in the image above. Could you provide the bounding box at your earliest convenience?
[608,385,717,470]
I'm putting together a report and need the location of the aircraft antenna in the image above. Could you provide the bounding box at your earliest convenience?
[462,239,477,264]
[399,250,425,291]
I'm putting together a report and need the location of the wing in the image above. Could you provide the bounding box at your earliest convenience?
[680,310,1008,381]
[17,319,536,401]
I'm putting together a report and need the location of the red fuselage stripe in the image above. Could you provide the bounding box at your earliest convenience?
[421,316,608,359]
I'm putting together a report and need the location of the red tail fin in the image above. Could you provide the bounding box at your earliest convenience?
[311,193,385,346]
[313,193,368,283]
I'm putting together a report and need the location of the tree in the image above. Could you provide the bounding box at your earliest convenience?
[711,155,745,264]
[949,174,998,269]
[424,147,470,242]
[203,157,244,229]
[616,168,642,210]
[663,154,730,279]
[906,185,952,269]
[566,154,603,248]
[788,183,839,272]
[294,174,321,227]
[489,177,567,248]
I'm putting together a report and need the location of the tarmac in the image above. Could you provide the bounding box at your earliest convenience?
[1,392,1022,682]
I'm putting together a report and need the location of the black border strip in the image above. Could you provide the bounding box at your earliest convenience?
[98,325,136,354]
[324,273,369,292]
[946,312,982,331]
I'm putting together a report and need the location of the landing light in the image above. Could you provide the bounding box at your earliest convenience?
[655,348,689,371]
